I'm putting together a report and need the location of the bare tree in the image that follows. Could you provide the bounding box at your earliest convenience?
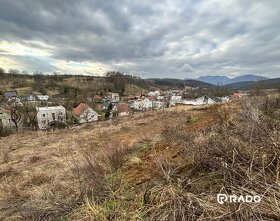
[11,106,22,131]
[21,102,38,130]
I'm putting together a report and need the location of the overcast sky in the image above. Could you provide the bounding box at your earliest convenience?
[0,0,279,79]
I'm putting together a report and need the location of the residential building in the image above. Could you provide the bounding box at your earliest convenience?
[131,100,144,111]
[178,95,216,106]
[37,106,66,130]
[73,103,98,124]
[195,96,215,105]
[108,92,120,102]
[169,95,182,107]
[143,98,153,109]
[112,103,130,117]
[0,107,13,130]
[25,94,37,102]
[37,95,49,101]
[153,101,165,109]
[4,91,17,100]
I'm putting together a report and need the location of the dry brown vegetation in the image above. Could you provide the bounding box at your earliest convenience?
[0,95,280,220]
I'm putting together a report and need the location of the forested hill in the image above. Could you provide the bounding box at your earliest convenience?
[0,70,213,97]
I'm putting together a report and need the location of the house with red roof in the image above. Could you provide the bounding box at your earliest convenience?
[72,103,98,124]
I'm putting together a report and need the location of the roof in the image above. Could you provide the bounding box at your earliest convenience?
[73,103,89,117]
[116,103,129,113]
[171,95,182,100]
[37,106,65,111]
[94,95,102,100]
[147,96,156,102]
[0,106,11,114]
[4,91,17,97]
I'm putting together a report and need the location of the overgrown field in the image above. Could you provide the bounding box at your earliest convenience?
[0,96,280,220]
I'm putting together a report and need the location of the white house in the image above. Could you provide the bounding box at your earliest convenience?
[157,95,165,100]
[37,95,49,101]
[25,94,37,102]
[169,95,182,107]
[220,96,230,103]
[37,106,66,130]
[108,93,120,102]
[0,107,14,130]
[143,98,153,109]
[148,91,161,96]
[153,101,165,109]
[73,103,98,124]
[131,100,144,111]
[179,96,216,106]
[195,96,215,105]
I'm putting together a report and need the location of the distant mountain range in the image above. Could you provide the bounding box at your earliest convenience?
[194,74,269,85]
[147,78,215,89]
[225,78,280,90]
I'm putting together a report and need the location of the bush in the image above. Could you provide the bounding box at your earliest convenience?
[144,96,280,220]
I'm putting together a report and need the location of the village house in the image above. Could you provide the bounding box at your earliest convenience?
[157,95,165,100]
[143,97,154,110]
[220,96,230,102]
[112,103,130,117]
[108,92,120,102]
[37,106,66,130]
[169,95,182,107]
[4,91,17,101]
[153,101,166,109]
[178,95,216,106]
[37,95,49,101]
[171,89,183,95]
[93,95,102,103]
[102,99,119,110]
[148,91,161,96]
[231,92,248,98]
[0,107,14,130]
[130,100,144,111]
[73,103,98,124]
[184,86,199,91]
[25,94,37,102]
[195,96,216,105]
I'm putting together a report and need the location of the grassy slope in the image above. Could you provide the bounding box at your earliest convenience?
[0,107,203,220]
[1,96,280,220]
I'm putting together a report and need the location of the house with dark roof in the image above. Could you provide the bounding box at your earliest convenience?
[4,91,17,99]
[73,103,98,124]
[112,103,130,117]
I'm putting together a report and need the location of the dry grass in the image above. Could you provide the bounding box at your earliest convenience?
[0,107,192,220]
[141,96,280,221]
[1,96,279,220]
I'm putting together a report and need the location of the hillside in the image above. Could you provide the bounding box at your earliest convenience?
[1,95,280,220]
[196,74,269,85]
[0,72,152,97]
[226,78,280,90]
[147,78,214,88]
[0,72,214,99]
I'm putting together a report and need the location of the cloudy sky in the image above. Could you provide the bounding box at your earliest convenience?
[0,0,280,79]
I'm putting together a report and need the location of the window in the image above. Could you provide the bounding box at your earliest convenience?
[42,114,46,117]
[52,113,55,121]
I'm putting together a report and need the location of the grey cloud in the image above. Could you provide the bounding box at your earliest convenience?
[0,0,280,78]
